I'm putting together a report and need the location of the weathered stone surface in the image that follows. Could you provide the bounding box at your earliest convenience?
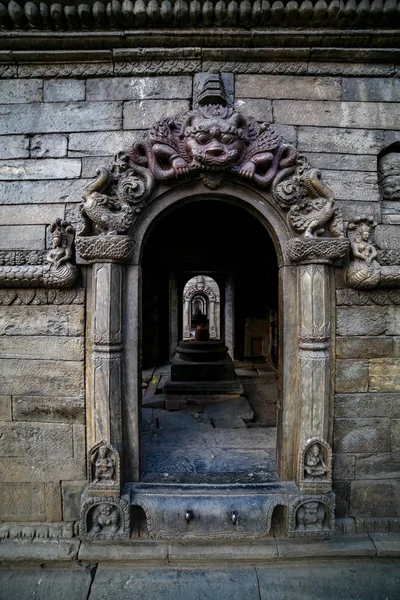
[0,359,84,396]
[375,225,400,250]
[0,458,85,482]
[212,417,247,428]
[61,480,86,521]
[236,75,340,100]
[0,224,45,250]
[350,481,400,517]
[45,481,62,521]
[355,453,400,480]
[0,482,45,521]
[0,203,65,226]
[0,102,122,135]
[334,418,390,453]
[0,79,42,103]
[68,130,143,157]
[73,423,86,457]
[169,541,277,562]
[333,454,355,480]
[44,79,85,102]
[79,541,169,562]
[0,158,81,180]
[335,394,400,419]
[87,76,192,101]
[370,360,400,392]
[306,152,377,172]
[0,178,89,205]
[0,422,73,458]
[0,336,84,361]
[336,337,393,359]
[273,124,297,145]
[123,100,189,129]
[342,78,400,102]
[333,481,350,518]
[204,397,254,421]
[0,395,12,421]
[0,305,84,336]
[336,307,387,336]
[275,101,400,130]
[392,420,400,452]
[0,135,29,159]
[235,99,272,122]
[336,200,381,223]
[370,533,400,556]
[0,567,92,596]
[323,170,379,202]
[336,360,369,393]
[81,156,113,178]
[158,411,212,430]
[275,535,375,559]
[298,126,384,154]
[13,396,85,424]
[386,307,400,335]
[30,134,68,158]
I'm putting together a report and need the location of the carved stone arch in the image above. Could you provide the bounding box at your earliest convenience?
[184,283,216,302]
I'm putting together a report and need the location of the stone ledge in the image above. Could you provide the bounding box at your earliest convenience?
[0,540,80,564]
[79,541,168,563]
[370,533,400,557]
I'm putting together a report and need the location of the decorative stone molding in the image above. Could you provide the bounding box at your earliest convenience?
[288,493,335,538]
[345,217,400,289]
[0,522,74,540]
[80,491,131,541]
[87,441,120,498]
[75,235,135,262]
[337,288,400,306]
[0,219,78,289]
[299,438,332,495]
[286,238,349,264]
[0,287,85,305]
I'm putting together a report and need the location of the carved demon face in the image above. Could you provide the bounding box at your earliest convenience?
[184,106,245,170]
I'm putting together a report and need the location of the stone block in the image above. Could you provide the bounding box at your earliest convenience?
[81,156,113,178]
[235,99,272,122]
[336,200,381,223]
[236,75,340,100]
[323,169,379,202]
[0,457,85,482]
[0,79,42,103]
[355,453,400,480]
[212,417,247,428]
[44,79,85,102]
[342,78,400,102]
[79,541,169,562]
[0,135,29,159]
[169,541,277,562]
[370,533,400,556]
[73,424,86,457]
[0,158,81,180]
[375,225,400,250]
[204,397,254,421]
[0,305,84,336]
[0,567,92,596]
[392,419,400,452]
[306,152,376,172]
[274,100,400,130]
[273,124,297,145]
[0,335,84,361]
[0,395,12,421]
[0,482,45,521]
[86,76,192,101]
[68,130,143,157]
[275,535,375,559]
[61,480,86,521]
[336,306,387,336]
[332,453,355,480]
[350,481,400,517]
[123,100,189,129]
[387,307,400,335]
[45,481,62,521]
[370,359,400,392]
[0,178,89,205]
[13,396,85,424]
[333,481,350,518]
[0,359,84,396]
[30,134,68,158]
[0,204,65,226]
[336,360,369,393]
[0,224,45,250]
[0,421,73,458]
[298,126,384,154]
[0,102,122,135]
[334,418,390,453]
[335,393,400,419]
[336,336,393,359]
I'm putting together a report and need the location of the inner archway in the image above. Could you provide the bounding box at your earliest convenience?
[183,275,221,340]
[140,198,280,484]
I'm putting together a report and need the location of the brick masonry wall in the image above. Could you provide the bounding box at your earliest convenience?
[0,69,399,524]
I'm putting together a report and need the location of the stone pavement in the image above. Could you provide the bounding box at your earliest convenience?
[1,534,400,600]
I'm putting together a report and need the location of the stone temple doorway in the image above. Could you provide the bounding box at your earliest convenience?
[140,199,279,484]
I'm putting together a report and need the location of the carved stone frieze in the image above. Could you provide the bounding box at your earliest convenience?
[0,522,74,540]
[87,441,120,498]
[0,287,85,305]
[0,219,78,289]
[75,235,135,262]
[286,238,349,264]
[288,493,335,538]
[345,217,400,289]
[80,492,131,541]
[337,288,400,306]
[0,250,46,266]
[299,438,332,495]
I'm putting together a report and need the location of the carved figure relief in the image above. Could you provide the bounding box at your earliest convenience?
[288,493,335,537]
[80,493,131,540]
[92,503,120,533]
[296,501,326,531]
[87,441,120,497]
[304,444,327,479]
[0,219,78,288]
[299,438,332,494]
[379,145,400,202]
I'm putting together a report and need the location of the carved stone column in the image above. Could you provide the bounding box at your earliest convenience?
[209,299,216,338]
[183,298,191,338]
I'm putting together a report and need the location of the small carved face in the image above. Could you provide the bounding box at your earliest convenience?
[98,446,108,458]
[184,117,244,170]
[379,152,400,201]
[304,501,319,515]
[99,504,112,516]
[311,444,320,457]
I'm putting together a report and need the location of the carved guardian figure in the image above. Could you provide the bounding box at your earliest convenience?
[345,218,381,289]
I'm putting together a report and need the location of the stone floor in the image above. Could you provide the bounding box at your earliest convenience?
[141,363,279,484]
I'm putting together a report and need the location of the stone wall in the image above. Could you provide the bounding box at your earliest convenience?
[0,66,399,527]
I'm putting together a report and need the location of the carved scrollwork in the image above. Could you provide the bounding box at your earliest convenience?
[0,219,78,288]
